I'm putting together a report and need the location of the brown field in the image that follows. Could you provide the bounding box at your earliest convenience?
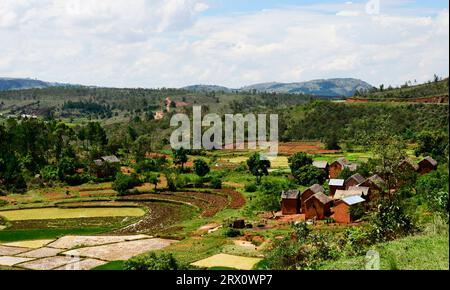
[278,141,341,155]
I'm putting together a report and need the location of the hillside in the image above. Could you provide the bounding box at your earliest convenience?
[240,78,373,97]
[0,77,73,91]
[184,78,373,97]
[350,78,449,101]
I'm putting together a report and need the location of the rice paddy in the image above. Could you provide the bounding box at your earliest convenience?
[0,207,146,221]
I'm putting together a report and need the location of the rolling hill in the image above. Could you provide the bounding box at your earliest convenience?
[183,78,373,97]
[0,78,74,91]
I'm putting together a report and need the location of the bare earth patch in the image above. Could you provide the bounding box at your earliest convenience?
[17,256,76,270]
[18,247,62,258]
[47,235,151,249]
[191,253,262,270]
[0,256,34,266]
[54,258,107,270]
[62,238,177,261]
[2,239,54,249]
[0,245,32,256]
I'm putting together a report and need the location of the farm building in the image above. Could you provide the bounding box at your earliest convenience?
[345,173,366,189]
[313,161,329,176]
[281,190,301,215]
[359,174,386,198]
[398,158,420,173]
[348,186,370,200]
[94,155,120,166]
[333,195,366,224]
[329,179,345,196]
[92,155,121,178]
[334,188,367,201]
[304,192,332,220]
[418,156,438,175]
[301,184,325,213]
[329,158,358,178]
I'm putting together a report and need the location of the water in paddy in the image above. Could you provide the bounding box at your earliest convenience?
[0,207,145,221]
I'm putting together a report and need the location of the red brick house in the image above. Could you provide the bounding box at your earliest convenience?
[329,158,349,178]
[418,156,438,175]
[329,179,345,196]
[300,184,325,213]
[345,173,366,189]
[304,192,332,220]
[329,158,357,178]
[333,195,365,224]
[281,190,301,215]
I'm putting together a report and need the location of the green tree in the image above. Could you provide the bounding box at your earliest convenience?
[288,152,312,173]
[194,159,210,177]
[112,173,142,195]
[247,153,271,184]
[145,172,161,190]
[415,130,449,162]
[293,165,327,186]
[124,253,184,270]
[173,148,188,171]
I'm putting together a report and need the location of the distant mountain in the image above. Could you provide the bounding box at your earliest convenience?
[0,78,74,91]
[182,84,234,93]
[184,78,374,97]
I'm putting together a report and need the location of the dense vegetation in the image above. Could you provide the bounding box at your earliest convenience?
[354,77,448,100]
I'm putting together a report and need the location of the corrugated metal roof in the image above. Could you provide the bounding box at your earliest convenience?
[342,195,365,205]
[312,161,329,169]
[347,173,366,184]
[329,179,345,186]
[281,190,300,199]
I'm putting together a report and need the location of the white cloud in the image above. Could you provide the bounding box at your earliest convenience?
[0,1,448,88]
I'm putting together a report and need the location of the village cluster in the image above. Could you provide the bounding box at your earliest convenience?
[280,156,438,224]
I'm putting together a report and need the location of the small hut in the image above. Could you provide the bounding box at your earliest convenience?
[333,195,365,224]
[300,184,325,213]
[329,158,350,179]
[345,173,366,189]
[418,156,438,175]
[304,192,332,220]
[281,190,301,215]
[329,179,345,196]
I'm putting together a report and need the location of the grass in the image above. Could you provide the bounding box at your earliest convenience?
[320,232,449,270]
[0,207,145,221]
[93,261,125,270]
[154,234,231,265]
[0,227,113,243]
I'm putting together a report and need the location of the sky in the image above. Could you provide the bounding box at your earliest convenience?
[0,0,448,88]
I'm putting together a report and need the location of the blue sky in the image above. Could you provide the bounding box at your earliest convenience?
[205,0,448,15]
[0,0,448,88]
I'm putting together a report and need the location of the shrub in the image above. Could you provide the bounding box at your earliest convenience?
[112,173,142,195]
[41,165,59,182]
[124,252,185,270]
[192,176,204,188]
[224,228,242,237]
[64,174,93,186]
[416,169,449,222]
[175,175,191,189]
[342,226,372,255]
[370,198,417,242]
[194,159,210,177]
[246,180,288,212]
[211,177,222,189]
[292,222,311,243]
[293,165,327,186]
[244,183,258,193]
[288,152,312,173]
[165,172,177,191]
